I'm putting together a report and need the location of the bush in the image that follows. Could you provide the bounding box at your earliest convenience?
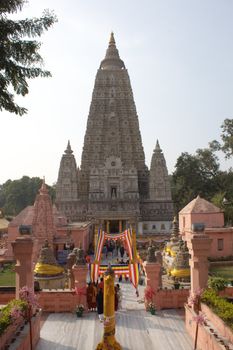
[0,299,27,335]
[201,289,233,330]
[208,276,228,292]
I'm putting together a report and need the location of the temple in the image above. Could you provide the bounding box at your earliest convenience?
[55,33,173,234]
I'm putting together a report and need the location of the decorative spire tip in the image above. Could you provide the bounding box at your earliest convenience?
[109,32,115,46]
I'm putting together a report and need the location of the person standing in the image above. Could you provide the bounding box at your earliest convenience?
[86,282,93,311]
[96,287,104,322]
[116,284,122,310]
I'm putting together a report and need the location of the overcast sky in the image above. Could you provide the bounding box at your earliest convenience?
[1,0,233,185]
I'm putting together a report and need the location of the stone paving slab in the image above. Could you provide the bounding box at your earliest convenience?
[36,283,193,350]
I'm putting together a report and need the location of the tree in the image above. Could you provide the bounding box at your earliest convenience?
[0,0,57,116]
[210,119,233,159]
[0,176,55,215]
[172,149,220,212]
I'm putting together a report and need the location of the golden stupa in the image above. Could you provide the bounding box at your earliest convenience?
[169,240,190,279]
[34,240,65,289]
[164,217,190,279]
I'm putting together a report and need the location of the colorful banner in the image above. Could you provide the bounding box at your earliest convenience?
[94,229,105,262]
[129,263,139,289]
[91,228,139,288]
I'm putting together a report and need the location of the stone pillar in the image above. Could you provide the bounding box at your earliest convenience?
[96,266,122,350]
[67,250,76,289]
[12,236,34,299]
[72,247,88,310]
[144,261,162,293]
[185,229,212,294]
[119,220,122,233]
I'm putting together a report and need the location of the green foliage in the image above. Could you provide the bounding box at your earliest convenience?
[171,149,220,212]
[210,119,233,159]
[0,0,57,115]
[0,299,27,335]
[0,263,15,286]
[208,276,228,292]
[0,176,55,215]
[201,289,233,330]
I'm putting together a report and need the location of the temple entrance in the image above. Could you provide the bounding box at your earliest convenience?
[91,227,139,291]
[104,220,127,233]
[109,220,119,233]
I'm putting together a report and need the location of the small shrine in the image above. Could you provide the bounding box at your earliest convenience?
[34,240,65,289]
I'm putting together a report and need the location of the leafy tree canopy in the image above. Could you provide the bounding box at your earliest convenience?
[210,118,233,159]
[0,0,57,115]
[0,176,55,216]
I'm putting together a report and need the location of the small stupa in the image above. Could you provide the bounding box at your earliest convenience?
[164,218,190,279]
[170,240,190,279]
[164,217,180,257]
[34,240,65,289]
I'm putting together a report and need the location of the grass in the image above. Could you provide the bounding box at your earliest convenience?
[0,264,15,286]
[210,265,233,281]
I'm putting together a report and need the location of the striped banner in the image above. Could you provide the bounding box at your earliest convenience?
[129,262,139,289]
[125,229,133,260]
[91,262,99,283]
[94,229,105,262]
[99,264,129,277]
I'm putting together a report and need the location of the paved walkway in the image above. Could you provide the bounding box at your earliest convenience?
[36,282,193,350]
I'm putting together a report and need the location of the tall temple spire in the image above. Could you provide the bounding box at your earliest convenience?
[55,35,173,230]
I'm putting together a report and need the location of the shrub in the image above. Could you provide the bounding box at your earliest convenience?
[208,276,228,292]
[0,299,27,335]
[201,289,233,330]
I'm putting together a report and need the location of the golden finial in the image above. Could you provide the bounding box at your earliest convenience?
[109,32,115,45]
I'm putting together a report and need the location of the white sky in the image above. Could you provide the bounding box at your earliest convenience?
[1,0,233,185]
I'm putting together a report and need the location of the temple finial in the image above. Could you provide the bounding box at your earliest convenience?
[40,177,48,194]
[109,32,115,46]
[65,140,73,154]
[156,139,160,150]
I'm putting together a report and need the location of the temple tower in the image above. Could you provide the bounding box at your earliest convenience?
[55,33,173,234]
[56,141,78,202]
[33,179,56,258]
[149,140,171,201]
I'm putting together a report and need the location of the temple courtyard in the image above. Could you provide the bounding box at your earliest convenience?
[36,282,193,350]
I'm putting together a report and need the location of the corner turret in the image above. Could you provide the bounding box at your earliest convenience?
[149,140,172,201]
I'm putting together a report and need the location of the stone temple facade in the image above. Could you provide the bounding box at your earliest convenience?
[55,33,173,234]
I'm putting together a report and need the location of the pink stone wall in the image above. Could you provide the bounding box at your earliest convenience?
[5,226,18,259]
[0,291,15,304]
[185,305,225,350]
[201,303,233,344]
[0,310,41,350]
[38,291,79,312]
[154,289,189,310]
[179,212,224,233]
[57,226,91,253]
[0,291,81,313]
[207,229,233,257]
